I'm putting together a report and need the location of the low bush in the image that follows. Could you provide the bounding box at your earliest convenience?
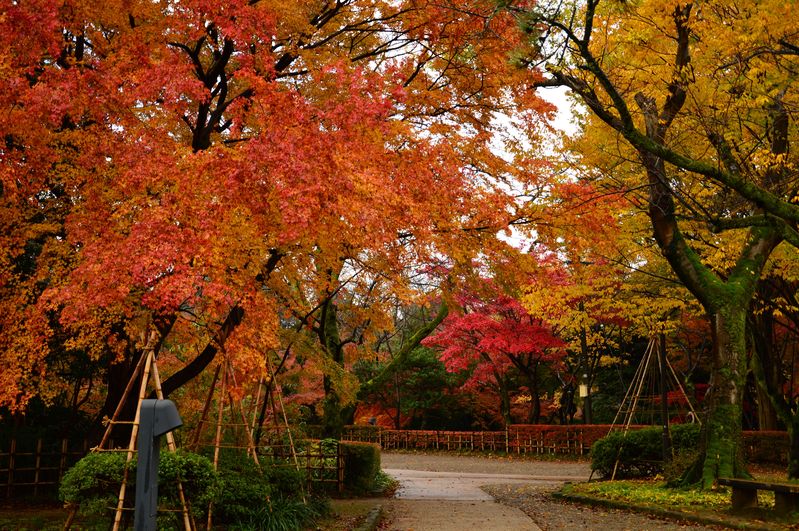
[229,495,329,531]
[59,450,217,525]
[59,448,314,526]
[590,423,700,478]
[59,451,128,518]
[212,451,274,523]
[341,441,381,493]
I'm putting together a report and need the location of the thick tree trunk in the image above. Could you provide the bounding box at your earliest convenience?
[757,386,780,431]
[322,375,344,438]
[528,376,541,424]
[683,305,750,487]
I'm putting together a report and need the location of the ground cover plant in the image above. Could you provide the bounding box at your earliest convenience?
[567,480,737,511]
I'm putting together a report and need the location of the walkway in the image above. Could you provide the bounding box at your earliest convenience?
[383,452,588,530]
[381,452,717,530]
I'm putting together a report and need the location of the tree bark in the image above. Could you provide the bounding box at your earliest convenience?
[683,305,750,487]
[159,306,244,397]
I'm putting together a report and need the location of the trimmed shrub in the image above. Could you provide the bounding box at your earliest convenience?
[341,441,381,493]
[59,451,128,517]
[590,423,700,478]
[212,451,274,523]
[59,450,217,523]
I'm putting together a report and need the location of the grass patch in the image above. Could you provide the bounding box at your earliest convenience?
[306,499,380,531]
[568,479,775,511]
[373,470,399,496]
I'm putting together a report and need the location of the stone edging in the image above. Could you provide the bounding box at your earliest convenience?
[553,488,783,531]
[353,504,384,531]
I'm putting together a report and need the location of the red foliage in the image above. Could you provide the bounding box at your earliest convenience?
[424,285,565,388]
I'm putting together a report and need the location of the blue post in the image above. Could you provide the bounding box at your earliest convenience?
[134,399,182,531]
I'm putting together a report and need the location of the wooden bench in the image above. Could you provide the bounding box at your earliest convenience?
[718,477,799,515]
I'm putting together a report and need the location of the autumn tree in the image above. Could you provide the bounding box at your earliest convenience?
[510,0,799,486]
[423,282,564,425]
[0,0,553,444]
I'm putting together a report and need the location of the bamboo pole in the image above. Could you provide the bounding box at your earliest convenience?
[151,354,193,531]
[227,361,261,468]
[112,341,155,531]
[207,362,228,530]
[190,364,221,452]
[97,351,149,451]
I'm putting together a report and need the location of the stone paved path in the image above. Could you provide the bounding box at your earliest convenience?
[381,452,718,530]
[382,453,589,530]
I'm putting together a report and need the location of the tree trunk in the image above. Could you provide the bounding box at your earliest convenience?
[524,363,541,424]
[749,302,799,479]
[749,306,782,431]
[683,305,750,487]
[757,386,780,431]
[394,372,402,430]
[498,380,512,427]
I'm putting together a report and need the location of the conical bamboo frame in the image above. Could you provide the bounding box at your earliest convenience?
[63,330,193,531]
[608,335,701,480]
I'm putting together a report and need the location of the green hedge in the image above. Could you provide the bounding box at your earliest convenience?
[590,424,700,478]
[340,441,381,493]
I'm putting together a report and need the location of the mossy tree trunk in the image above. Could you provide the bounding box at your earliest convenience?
[683,304,751,487]
[627,9,781,486]
[319,294,348,439]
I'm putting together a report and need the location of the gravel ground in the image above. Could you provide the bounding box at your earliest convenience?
[483,484,721,531]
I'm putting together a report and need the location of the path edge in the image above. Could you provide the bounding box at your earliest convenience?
[354,503,384,531]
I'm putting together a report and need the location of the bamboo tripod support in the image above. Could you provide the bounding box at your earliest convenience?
[192,354,303,527]
[63,331,192,531]
[608,336,701,480]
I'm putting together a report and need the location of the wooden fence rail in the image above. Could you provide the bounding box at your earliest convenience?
[0,438,90,498]
[0,437,343,498]
[341,425,615,455]
[341,425,792,464]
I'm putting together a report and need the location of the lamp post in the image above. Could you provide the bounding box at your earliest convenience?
[134,399,183,531]
[580,373,592,424]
